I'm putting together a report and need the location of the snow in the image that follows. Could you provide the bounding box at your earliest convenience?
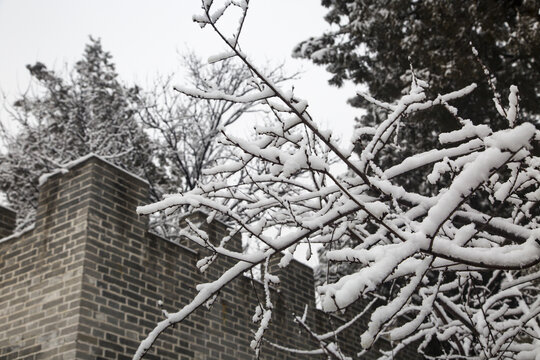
[37,153,149,187]
[38,168,69,187]
[321,237,425,312]
[506,85,519,127]
[173,84,275,103]
[438,122,491,144]
[309,48,329,61]
[384,138,484,179]
[0,202,16,213]
[432,236,540,269]
[361,259,431,348]
[134,259,257,360]
[388,290,436,341]
[484,122,536,152]
[420,147,506,236]
[207,50,236,64]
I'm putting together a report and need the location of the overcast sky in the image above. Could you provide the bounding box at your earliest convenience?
[0,0,360,267]
[0,0,359,142]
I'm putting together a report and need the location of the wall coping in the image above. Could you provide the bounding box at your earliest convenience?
[38,153,149,188]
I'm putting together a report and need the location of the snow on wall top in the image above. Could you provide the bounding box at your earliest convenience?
[38,153,149,187]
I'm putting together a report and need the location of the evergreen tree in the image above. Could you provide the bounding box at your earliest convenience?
[295,0,539,120]
[294,0,540,191]
[0,37,161,229]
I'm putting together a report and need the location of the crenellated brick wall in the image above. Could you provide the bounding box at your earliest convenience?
[0,155,422,360]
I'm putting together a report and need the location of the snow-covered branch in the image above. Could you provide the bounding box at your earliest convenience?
[134,1,540,358]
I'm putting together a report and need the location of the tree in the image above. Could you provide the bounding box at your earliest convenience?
[134,1,540,359]
[138,52,292,237]
[293,0,540,190]
[0,37,283,234]
[293,0,540,120]
[293,0,540,289]
[0,37,161,229]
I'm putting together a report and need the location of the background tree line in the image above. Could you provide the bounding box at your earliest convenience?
[0,37,288,235]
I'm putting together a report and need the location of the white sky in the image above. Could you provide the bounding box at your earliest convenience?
[0,0,360,139]
[0,0,361,267]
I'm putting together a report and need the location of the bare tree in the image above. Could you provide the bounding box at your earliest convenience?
[135,1,540,359]
[140,53,292,192]
[139,52,293,237]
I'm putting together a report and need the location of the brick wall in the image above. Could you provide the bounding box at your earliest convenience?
[0,155,423,359]
[0,158,95,359]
